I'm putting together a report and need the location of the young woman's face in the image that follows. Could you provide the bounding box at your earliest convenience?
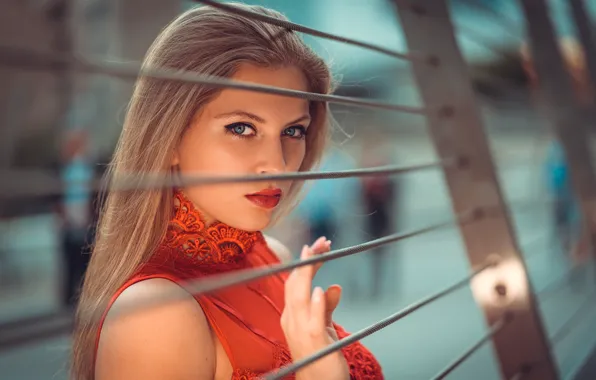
[173,63,312,231]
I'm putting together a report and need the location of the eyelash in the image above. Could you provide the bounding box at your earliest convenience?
[224,122,308,140]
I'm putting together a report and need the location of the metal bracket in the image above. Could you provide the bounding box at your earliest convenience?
[393,1,558,378]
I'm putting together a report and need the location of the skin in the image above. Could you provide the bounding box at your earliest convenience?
[96,64,348,380]
[173,64,312,231]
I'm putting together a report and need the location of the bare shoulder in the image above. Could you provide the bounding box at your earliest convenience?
[96,278,215,380]
[263,235,293,263]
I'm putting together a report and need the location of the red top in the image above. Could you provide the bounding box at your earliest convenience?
[96,190,383,379]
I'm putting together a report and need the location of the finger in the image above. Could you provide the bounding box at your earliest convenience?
[311,237,331,256]
[311,236,327,252]
[309,286,326,340]
[310,238,332,274]
[324,285,342,326]
[286,245,315,316]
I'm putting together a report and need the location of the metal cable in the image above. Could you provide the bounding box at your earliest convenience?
[519,232,554,261]
[89,211,476,324]
[0,312,73,352]
[263,262,496,380]
[0,211,475,351]
[506,197,555,215]
[431,314,511,380]
[455,0,524,40]
[508,366,531,380]
[0,160,450,199]
[455,23,519,60]
[505,287,596,380]
[536,264,585,303]
[0,45,427,115]
[550,290,596,345]
[192,0,419,62]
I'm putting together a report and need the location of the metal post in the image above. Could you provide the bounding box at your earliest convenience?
[519,0,596,254]
[51,0,74,138]
[393,1,558,379]
[569,0,596,106]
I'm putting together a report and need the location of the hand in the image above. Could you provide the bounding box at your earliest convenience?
[281,237,349,380]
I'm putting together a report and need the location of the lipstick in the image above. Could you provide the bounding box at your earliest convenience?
[245,188,282,209]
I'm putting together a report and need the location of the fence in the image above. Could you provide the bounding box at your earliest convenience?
[1,0,596,379]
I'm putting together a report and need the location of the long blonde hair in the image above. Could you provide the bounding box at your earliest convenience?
[71,4,334,379]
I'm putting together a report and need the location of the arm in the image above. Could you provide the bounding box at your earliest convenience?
[96,278,216,380]
[264,235,293,263]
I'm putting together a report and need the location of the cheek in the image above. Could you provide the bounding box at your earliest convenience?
[284,141,307,171]
[178,134,248,174]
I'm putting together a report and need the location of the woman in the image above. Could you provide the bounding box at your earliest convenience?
[72,4,383,380]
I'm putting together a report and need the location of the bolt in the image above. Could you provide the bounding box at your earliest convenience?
[411,4,427,15]
[427,55,440,67]
[438,105,455,118]
[495,283,507,297]
[472,207,485,221]
[456,156,470,170]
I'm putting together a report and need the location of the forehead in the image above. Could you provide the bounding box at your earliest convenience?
[204,64,310,116]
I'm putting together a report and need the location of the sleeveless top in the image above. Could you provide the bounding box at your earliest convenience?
[95,190,383,379]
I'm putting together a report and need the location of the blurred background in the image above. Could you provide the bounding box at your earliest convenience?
[2,0,596,379]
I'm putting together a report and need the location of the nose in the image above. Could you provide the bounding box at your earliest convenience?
[256,139,286,175]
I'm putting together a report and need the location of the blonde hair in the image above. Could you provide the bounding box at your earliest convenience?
[71,4,334,379]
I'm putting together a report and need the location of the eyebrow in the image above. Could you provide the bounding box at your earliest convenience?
[214,111,311,125]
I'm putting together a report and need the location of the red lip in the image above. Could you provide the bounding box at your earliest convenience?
[245,188,282,209]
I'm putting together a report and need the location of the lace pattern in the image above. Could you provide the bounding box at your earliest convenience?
[162,189,261,271]
[153,189,383,379]
[335,324,384,380]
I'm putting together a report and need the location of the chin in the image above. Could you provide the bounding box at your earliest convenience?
[230,208,273,232]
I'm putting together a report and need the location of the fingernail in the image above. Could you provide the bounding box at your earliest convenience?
[301,245,308,259]
[313,287,323,302]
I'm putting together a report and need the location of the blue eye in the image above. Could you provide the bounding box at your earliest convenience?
[283,126,307,139]
[225,123,256,137]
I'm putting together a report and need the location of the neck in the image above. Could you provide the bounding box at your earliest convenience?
[160,189,262,271]
[173,189,217,226]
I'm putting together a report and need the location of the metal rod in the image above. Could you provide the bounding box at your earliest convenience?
[0,45,428,115]
[550,290,596,345]
[394,0,558,378]
[0,312,73,352]
[519,0,596,259]
[192,0,419,62]
[0,159,450,199]
[536,264,585,302]
[431,315,511,380]
[456,0,524,40]
[455,23,519,60]
[87,211,475,324]
[265,263,495,380]
[569,0,596,108]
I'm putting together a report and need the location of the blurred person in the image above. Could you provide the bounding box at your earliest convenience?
[520,38,592,263]
[72,5,383,380]
[59,129,94,308]
[543,141,578,252]
[360,141,398,299]
[295,149,349,244]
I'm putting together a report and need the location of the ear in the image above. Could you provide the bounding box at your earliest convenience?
[171,149,180,166]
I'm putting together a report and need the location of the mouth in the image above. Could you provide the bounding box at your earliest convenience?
[245,188,282,210]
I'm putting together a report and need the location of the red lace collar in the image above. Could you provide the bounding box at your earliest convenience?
[161,189,262,269]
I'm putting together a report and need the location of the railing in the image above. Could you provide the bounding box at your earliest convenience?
[1,0,596,379]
